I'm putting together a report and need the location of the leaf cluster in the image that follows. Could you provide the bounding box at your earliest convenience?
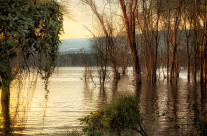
[0,0,63,83]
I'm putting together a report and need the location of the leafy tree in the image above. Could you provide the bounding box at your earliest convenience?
[0,0,63,101]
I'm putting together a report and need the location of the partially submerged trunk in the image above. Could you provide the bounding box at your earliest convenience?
[119,0,141,84]
[134,53,142,84]
[193,32,197,82]
[186,37,190,81]
[1,85,10,102]
[167,42,170,81]
[111,62,119,84]
[1,78,11,102]
[1,97,11,135]
[1,80,11,135]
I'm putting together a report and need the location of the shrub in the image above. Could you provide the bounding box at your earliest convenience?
[79,94,147,136]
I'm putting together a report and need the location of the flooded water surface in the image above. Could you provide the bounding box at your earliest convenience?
[0,67,206,135]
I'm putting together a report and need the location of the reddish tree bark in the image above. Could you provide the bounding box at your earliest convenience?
[119,0,141,84]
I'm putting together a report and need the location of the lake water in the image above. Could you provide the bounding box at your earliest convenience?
[0,67,206,135]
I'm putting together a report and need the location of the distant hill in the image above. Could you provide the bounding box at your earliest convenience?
[58,29,192,55]
[59,38,92,55]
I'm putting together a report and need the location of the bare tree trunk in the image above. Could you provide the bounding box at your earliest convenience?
[204,57,206,83]
[194,0,207,84]
[163,28,170,81]
[82,0,118,84]
[119,0,141,84]
[120,39,126,75]
[152,0,161,83]
[82,50,89,81]
[1,78,11,134]
[170,46,176,83]
[111,58,119,83]
[1,97,11,135]
[119,36,128,75]
[203,5,207,84]
[133,42,142,83]
[167,41,170,81]
[186,36,190,81]
[1,85,10,102]
[184,17,191,82]
[200,50,203,83]
[152,32,159,83]
[176,53,179,79]
[1,76,11,102]
[144,40,150,81]
[193,38,197,82]
[170,1,182,83]
[166,7,171,82]
[108,37,119,83]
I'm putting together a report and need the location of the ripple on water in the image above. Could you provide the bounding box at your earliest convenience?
[0,67,206,135]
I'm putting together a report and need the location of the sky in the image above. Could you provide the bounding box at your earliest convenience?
[60,13,94,39]
[59,0,95,39]
[59,0,111,40]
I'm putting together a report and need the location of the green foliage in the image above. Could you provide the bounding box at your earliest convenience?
[193,105,207,136]
[0,0,63,87]
[79,94,143,136]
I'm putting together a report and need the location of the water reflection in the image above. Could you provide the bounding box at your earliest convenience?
[83,82,94,104]
[0,85,34,135]
[0,67,206,135]
[0,73,46,135]
[139,79,207,136]
[139,81,160,135]
[201,84,206,115]
[41,91,50,132]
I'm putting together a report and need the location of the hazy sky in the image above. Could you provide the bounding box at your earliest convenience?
[59,0,112,39]
[60,14,94,39]
[59,0,95,39]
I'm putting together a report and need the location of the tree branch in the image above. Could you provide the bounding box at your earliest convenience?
[12,47,22,80]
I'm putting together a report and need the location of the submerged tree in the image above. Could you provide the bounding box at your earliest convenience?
[92,36,109,89]
[194,0,207,84]
[136,0,163,83]
[119,0,142,84]
[0,0,63,134]
[81,0,121,84]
